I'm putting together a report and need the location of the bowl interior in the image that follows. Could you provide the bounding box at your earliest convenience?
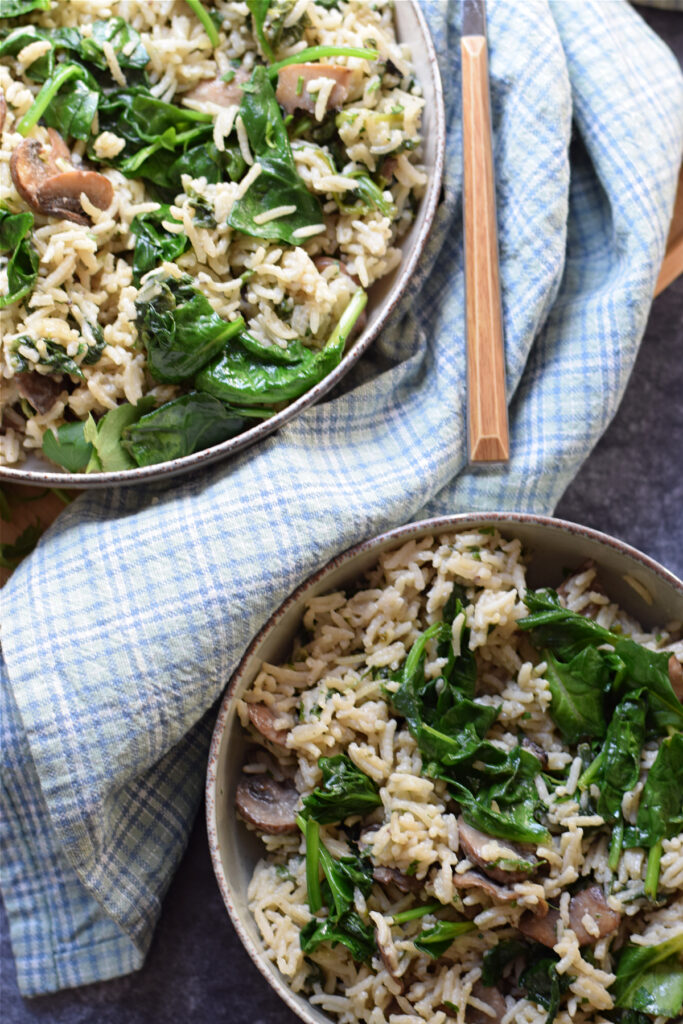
[206,513,683,1024]
[1,1,445,489]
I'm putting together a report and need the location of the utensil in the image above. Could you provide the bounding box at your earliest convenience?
[461,0,509,463]
[0,0,445,489]
[206,512,683,1024]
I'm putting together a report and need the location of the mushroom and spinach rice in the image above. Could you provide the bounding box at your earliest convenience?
[0,0,426,471]
[235,528,683,1024]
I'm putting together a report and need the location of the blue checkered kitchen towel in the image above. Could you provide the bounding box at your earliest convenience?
[1,0,682,997]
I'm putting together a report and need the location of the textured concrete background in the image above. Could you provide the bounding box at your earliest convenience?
[2,8,682,1024]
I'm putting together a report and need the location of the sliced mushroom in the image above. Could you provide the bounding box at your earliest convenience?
[452,870,517,903]
[371,910,401,984]
[10,128,112,225]
[0,90,6,135]
[276,63,353,116]
[2,405,26,431]
[458,817,538,884]
[15,372,64,414]
[37,171,114,224]
[235,772,299,834]
[521,736,549,770]
[373,866,423,894]
[466,981,506,1024]
[519,886,620,948]
[182,69,250,108]
[668,654,683,702]
[247,703,289,747]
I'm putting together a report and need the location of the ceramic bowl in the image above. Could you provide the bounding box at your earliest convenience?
[1,1,445,489]
[206,512,683,1024]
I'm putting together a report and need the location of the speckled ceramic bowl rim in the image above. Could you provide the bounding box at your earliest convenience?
[1,1,445,490]
[206,511,683,1024]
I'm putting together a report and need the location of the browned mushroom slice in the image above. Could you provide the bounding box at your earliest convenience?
[567,885,620,944]
[466,981,507,1024]
[518,907,559,948]
[458,817,538,883]
[183,70,250,107]
[247,703,289,747]
[235,772,299,834]
[521,736,549,770]
[10,129,112,225]
[36,171,113,224]
[452,870,524,905]
[519,886,620,948]
[0,90,6,135]
[15,372,64,414]
[276,64,353,116]
[373,866,423,894]
[669,654,683,702]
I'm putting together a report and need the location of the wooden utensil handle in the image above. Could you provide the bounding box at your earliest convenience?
[462,34,509,463]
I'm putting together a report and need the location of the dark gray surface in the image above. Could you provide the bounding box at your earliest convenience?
[2,8,682,1024]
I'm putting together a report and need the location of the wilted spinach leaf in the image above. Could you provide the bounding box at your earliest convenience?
[42,418,95,472]
[227,66,323,244]
[612,934,683,1017]
[135,273,245,382]
[595,696,645,823]
[519,953,572,1024]
[0,0,50,16]
[392,615,548,844]
[197,287,366,405]
[121,391,268,467]
[521,589,683,730]
[413,920,475,958]
[543,647,609,744]
[130,206,188,285]
[481,939,529,986]
[83,397,156,472]
[0,208,39,308]
[77,17,150,73]
[625,732,683,849]
[336,172,397,220]
[299,911,375,963]
[42,72,100,140]
[302,754,381,824]
[11,336,84,379]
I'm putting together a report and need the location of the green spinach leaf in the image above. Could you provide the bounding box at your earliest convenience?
[519,953,571,1024]
[10,336,83,379]
[0,208,39,308]
[543,647,609,744]
[302,755,381,824]
[42,418,95,472]
[83,397,156,472]
[413,920,475,959]
[121,392,268,467]
[130,206,188,285]
[227,66,323,244]
[197,287,366,405]
[612,934,683,1017]
[595,696,645,823]
[0,0,50,16]
[625,732,683,848]
[299,911,375,963]
[481,939,529,986]
[135,273,244,383]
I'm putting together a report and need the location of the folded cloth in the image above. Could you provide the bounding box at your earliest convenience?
[1,0,682,998]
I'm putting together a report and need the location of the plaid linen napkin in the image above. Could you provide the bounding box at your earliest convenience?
[2,0,683,997]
